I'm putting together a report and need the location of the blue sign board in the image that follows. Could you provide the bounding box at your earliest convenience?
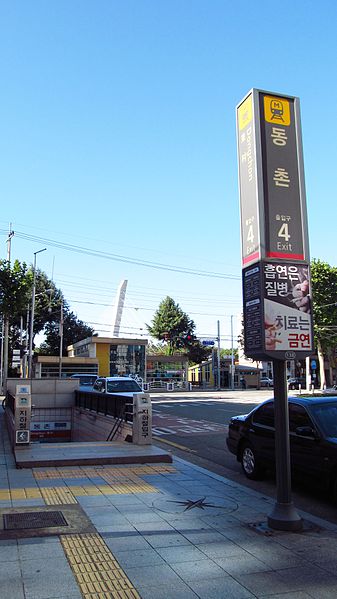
[202,340,215,346]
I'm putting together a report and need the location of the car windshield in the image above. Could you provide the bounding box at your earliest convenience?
[73,375,97,386]
[107,380,142,393]
[310,402,337,437]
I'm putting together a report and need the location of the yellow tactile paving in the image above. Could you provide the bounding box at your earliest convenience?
[0,487,43,501]
[60,533,140,599]
[0,464,173,505]
[40,486,77,505]
[33,464,176,480]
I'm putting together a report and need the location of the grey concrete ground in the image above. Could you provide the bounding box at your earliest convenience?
[2,411,337,598]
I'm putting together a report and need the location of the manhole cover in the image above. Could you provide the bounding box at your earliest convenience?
[3,511,68,530]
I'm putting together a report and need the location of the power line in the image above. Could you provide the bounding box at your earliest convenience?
[10,230,240,280]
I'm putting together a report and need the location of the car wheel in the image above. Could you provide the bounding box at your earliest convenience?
[240,442,264,480]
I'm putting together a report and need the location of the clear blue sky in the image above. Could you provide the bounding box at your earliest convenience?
[0,0,336,347]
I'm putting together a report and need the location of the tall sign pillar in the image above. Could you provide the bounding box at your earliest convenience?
[237,89,313,531]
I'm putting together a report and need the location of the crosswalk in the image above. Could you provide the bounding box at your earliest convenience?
[152,408,228,437]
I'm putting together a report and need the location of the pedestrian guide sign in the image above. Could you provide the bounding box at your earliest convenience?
[237,89,313,360]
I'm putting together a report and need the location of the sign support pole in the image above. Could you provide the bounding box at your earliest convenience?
[267,359,302,531]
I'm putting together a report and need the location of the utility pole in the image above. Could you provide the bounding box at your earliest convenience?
[2,224,14,392]
[28,248,46,378]
[59,300,64,378]
[22,304,30,378]
[217,320,221,390]
[230,315,235,390]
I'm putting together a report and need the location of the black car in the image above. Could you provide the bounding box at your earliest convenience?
[226,396,337,500]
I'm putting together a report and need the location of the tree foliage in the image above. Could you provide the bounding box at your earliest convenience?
[311,259,337,349]
[39,309,93,356]
[311,259,337,386]
[146,296,211,363]
[0,259,94,360]
[0,259,32,320]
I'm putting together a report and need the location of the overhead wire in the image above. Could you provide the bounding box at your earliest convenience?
[9,229,240,280]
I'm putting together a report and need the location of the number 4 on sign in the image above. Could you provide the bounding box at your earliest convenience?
[278,223,291,242]
[247,225,254,244]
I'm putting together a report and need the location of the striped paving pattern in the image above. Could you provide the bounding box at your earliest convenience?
[61,533,140,598]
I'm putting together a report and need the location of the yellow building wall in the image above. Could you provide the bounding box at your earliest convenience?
[95,343,110,376]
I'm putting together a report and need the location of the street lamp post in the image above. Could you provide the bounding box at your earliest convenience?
[28,248,46,378]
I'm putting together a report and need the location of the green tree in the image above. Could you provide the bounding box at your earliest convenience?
[147,297,195,355]
[311,259,337,387]
[220,348,238,360]
[146,296,211,363]
[0,260,32,369]
[39,307,93,356]
[0,259,31,320]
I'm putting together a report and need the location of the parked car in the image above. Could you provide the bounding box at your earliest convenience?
[226,396,337,500]
[92,377,143,397]
[70,373,98,390]
[259,377,273,387]
[288,377,306,390]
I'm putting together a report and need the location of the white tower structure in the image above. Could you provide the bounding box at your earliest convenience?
[112,280,128,337]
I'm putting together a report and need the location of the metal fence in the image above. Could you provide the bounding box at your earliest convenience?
[74,390,133,423]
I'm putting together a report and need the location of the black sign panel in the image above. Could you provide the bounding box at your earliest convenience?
[259,94,305,261]
[242,265,263,353]
[242,261,313,360]
[237,89,313,360]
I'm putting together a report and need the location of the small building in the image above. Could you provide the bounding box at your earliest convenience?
[146,354,189,385]
[35,355,99,378]
[68,336,148,380]
[188,357,261,389]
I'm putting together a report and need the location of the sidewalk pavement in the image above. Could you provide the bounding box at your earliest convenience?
[2,416,337,598]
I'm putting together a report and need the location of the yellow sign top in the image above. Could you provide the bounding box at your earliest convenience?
[238,95,252,130]
[264,95,291,126]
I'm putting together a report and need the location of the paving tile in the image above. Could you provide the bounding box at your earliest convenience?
[103,532,151,552]
[76,494,112,506]
[18,539,65,560]
[138,581,199,598]
[170,558,227,581]
[124,511,165,524]
[237,539,308,569]
[188,575,255,598]
[0,560,25,598]
[21,556,80,599]
[263,593,318,599]
[214,552,273,575]
[144,531,192,549]
[125,563,185,588]
[197,540,244,558]
[115,548,166,567]
[270,565,337,592]
[234,570,300,596]
[133,520,176,533]
[0,540,19,562]
[155,544,207,564]
[181,529,228,544]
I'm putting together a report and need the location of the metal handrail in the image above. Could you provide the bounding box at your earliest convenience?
[75,390,134,423]
[3,391,15,415]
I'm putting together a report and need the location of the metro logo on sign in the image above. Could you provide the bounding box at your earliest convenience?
[264,96,291,126]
